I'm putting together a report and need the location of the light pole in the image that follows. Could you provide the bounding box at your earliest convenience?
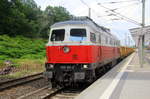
[126,33,128,47]
[88,8,91,18]
[80,0,91,18]
[139,0,145,67]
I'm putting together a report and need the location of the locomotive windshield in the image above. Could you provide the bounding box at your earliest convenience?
[50,29,65,41]
[70,29,86,41]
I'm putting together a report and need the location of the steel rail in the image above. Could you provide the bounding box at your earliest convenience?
[0,72,43,91]
[41,88,64,99]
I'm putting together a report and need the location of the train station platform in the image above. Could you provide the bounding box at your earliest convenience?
[75,50,150,99]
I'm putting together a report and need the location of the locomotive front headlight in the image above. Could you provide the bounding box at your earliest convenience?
[83,64,88,68]
[46,64,53,69]
[50,64,54,68]
[63,46,70,53]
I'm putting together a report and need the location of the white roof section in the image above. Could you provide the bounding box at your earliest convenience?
[51,16,119,41]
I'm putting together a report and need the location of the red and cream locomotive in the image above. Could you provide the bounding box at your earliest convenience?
[44,17,120,87]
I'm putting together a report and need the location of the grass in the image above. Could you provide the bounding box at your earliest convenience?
[0,35,47,78]
[0,59,45,78]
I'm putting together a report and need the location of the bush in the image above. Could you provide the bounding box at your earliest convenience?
[0,35,46,61]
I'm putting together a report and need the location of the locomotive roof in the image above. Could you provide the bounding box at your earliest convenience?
[51,16,119,41]
[52,17,109,31]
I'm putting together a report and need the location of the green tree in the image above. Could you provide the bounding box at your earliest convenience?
[0,0,72,38]
[40,6,72,38]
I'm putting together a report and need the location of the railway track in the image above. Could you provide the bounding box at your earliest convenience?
[51,92,79,99]
[16,86,63,99]
[41,87,83,99]
[0,72,43,91]
[0,72,79,99]
[16,86,79,99]
[41,88,64,99]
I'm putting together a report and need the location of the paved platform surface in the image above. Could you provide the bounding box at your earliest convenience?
[75,50,150,99]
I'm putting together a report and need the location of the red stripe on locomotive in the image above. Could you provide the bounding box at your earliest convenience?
[46,45,120,64]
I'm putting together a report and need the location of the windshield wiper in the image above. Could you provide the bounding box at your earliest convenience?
[80,36,84,43]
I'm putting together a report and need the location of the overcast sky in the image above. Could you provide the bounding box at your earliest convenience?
[34,0,150,45]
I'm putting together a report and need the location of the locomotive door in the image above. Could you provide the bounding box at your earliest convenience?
[98,34,102,61]
[98,47,102,61]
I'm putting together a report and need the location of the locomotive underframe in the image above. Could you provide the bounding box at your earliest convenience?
[44,57,121,87]
[44,63,96,87]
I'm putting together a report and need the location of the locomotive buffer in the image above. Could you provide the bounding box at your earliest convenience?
[76,51,150,99]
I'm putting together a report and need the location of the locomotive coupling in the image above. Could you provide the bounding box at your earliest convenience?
[44,63,54,79]
[74,72,85,80]
[43,71,53,79]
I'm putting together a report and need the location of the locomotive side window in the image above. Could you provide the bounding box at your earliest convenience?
[90,33,96,42]
[101,34,105,45]
[51,29,65,41]
[110,39,112,45]
[106,37,108,44]
[108,37,110,45]
[70,29,86,41]
[99,35,101,43]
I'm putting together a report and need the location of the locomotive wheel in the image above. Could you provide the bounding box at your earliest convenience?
[87,70,96,83]
[95,66,106,78]
[51,80,57,88]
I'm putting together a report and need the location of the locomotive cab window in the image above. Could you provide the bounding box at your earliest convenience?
[70,29,86,41]
[51,29,65,41]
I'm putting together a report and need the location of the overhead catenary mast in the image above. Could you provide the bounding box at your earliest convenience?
[139,0,145,67]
